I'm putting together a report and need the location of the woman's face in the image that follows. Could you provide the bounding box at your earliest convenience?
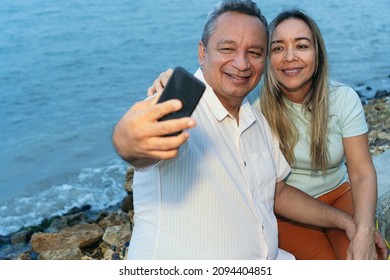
[269,18,316,103]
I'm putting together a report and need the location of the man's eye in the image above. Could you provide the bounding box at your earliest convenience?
[248,51,262,58]
[219,48,234,53]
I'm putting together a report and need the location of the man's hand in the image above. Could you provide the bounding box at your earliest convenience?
[112,94,196,168]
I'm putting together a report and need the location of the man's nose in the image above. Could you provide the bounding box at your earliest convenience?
[232,52,250,70]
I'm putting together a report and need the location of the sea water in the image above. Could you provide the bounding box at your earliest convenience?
[1,0,389,237]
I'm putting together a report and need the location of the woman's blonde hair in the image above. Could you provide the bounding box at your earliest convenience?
[260,9,330,174]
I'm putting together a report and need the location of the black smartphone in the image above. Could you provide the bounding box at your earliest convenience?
[157,66,206,123]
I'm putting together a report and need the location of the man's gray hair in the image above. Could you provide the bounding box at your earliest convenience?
[201,0,268,48]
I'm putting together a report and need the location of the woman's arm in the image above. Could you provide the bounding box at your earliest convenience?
[343,133,387,259]
[147,68,173,96]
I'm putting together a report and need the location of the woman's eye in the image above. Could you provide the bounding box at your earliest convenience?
[297,44,309,49]
[272,46,283,52]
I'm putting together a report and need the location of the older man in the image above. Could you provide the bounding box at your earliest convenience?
[112,0,355,259]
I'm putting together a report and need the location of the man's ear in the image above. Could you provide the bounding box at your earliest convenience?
[198,41,206,66]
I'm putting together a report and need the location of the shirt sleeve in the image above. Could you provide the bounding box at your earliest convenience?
[340,86,369,137]
[255,107,291,182]
[272,133,291,182]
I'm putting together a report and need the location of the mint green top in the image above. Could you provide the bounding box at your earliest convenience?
[252,81,368,197]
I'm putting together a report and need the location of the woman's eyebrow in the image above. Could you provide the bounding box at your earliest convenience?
[271,36,312,45]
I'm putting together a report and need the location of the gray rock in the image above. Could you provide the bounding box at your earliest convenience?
[374,150,390,200]
[374,150,390,246]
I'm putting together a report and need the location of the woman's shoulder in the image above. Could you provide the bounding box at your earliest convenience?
[329,80,356,93]
[329,80,361,103]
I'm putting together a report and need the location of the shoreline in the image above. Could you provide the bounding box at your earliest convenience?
[1,89,389,260]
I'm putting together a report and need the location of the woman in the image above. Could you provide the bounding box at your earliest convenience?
[147,9,388,260]
[259,9,386,260]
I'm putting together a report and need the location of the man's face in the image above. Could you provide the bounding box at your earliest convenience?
[198,11,267,112]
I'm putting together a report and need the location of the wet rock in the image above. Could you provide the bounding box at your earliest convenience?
[10,230,33,244]
[45,211,90,233]
[364,96,390,156]
[103,225,131,248]
[98,211,130,230]
[124,167,134,194]
[98,211,132,248]
[39,247,85,260]
[30,224,104,259]
[16,251,36,260]
[0,235,11,245]
[120,193,134,213]
[121,167,135,213]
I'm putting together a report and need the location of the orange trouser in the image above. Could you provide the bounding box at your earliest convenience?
[277,182,353,260]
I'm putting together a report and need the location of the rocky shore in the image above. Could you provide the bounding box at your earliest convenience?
[1,90,389,260]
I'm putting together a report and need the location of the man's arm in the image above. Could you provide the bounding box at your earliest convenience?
[274,180,356,239]
[112,94,196,168]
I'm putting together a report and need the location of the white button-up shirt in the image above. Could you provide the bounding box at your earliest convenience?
[127,69,293,260]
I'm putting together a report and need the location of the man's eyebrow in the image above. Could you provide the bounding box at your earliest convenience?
[216,39,265,52]
[216,39,236,45]
[271,36,312,45]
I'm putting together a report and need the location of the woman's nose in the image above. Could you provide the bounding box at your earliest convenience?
[283,47,298,62]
